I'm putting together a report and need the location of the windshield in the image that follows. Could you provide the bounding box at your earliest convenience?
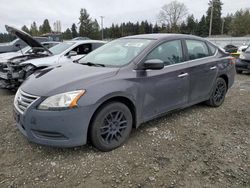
[49,42,75,55]
[19,46,31,53]
[79,39,153,67]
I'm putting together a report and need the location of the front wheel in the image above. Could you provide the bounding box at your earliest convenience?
[89,102,133,152]
[206,77,227,107]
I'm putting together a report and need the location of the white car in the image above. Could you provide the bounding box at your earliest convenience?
[23,40,106,68]
[0,26,106,89]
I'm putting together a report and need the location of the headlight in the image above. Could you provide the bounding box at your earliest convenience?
[239,53,246,59]
[38,90,85,110]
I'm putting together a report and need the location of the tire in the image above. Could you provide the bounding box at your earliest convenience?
[89,102,133,152]
[206,77,227,107]
[236,69,242,74]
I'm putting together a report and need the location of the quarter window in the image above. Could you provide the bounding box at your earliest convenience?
[207,42,217,55]
[186,40,210,60]
[146,40,183,66]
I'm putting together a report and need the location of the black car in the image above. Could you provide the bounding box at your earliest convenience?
[13,34,236,151]
[236,46,250,73]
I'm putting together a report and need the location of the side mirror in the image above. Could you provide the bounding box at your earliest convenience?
[242,48,246,52]
[67,51,77,58]
[143,59,164,70]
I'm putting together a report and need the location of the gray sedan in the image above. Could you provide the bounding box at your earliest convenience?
[13,34,236,151]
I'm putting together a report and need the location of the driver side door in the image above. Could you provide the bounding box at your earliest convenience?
[139,40,190,121]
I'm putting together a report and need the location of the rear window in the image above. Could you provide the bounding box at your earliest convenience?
[186,40,210,60]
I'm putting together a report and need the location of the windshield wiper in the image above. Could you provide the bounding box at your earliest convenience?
[80,62,105,67]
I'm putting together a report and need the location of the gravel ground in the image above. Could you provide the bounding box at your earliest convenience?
[0,74,249,188]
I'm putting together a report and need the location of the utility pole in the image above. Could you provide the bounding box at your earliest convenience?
[209,0,214,37]
[100,16,104,40]
[221,18,225,35]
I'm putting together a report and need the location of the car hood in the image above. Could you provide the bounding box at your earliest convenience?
[21,63,119,96]
[5,25,52,54]
[20,55,59,66]
[0,51,21,61]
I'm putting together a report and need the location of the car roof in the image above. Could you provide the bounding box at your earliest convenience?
[123,33,205,41]
[65,40,107,44]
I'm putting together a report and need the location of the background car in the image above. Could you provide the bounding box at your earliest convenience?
[236,45,250,73]
[0,41,60,60]
[224,44,238,53]
[0,26,106,89]
[13,34,235,151]
[0,25,49,54]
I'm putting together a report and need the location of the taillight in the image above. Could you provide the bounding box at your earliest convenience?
[229,57,236,65]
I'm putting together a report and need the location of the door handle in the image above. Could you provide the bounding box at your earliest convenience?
[178,73,189,78]
[210,66,217,70]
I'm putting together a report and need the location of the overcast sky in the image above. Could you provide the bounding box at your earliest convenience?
[0,0,248,33]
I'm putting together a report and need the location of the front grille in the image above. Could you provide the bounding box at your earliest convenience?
[14,90,39,114]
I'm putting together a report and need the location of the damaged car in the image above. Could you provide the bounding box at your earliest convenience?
[0,41,60,60]
[0,26,106,89]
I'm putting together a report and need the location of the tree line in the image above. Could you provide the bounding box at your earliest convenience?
[0,0,249,43]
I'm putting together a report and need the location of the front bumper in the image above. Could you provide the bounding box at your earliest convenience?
[235,59,250,71]
[13,100,95,147]
[0,68,26,89]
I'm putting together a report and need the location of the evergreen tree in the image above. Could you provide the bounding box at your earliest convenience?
[71,23,78,38]
[153,23,159,33]
[197,15,208,37]
[222,14,233,35]
[40,19,52,34]
[30,22,39,36]
[231,9,250,36]
[180,21,187,34]
[62,28,72,40]
[21,25,30,34]
[186,15,197,34]
[89,19,100,39]
[206,0,223,35]
[139,21,145,34]
[78,8,93,37]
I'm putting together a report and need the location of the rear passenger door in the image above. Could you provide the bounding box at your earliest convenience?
[184,39,218,104]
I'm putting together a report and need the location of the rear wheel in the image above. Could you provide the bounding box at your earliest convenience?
[89,102,133,151]
[206,77,227,107]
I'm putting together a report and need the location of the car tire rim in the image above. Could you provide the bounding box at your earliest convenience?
[213,81,226,103]
[100,111,128,144]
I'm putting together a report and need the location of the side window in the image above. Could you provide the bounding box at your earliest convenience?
[146,40,183,66]
[207,42,217,55]
[71,43,92,55]
[186,40,210,60]
[92,43,105,50]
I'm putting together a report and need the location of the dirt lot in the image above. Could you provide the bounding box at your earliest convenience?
[0,74,249,188]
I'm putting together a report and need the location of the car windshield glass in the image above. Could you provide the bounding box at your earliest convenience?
[49,42,75,55]
[79,39,153,67]
[19,46,31,53]
[245,46,250,53]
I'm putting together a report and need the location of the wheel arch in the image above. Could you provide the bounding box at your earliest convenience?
[218,74,229,89]
[87,95,137,141]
